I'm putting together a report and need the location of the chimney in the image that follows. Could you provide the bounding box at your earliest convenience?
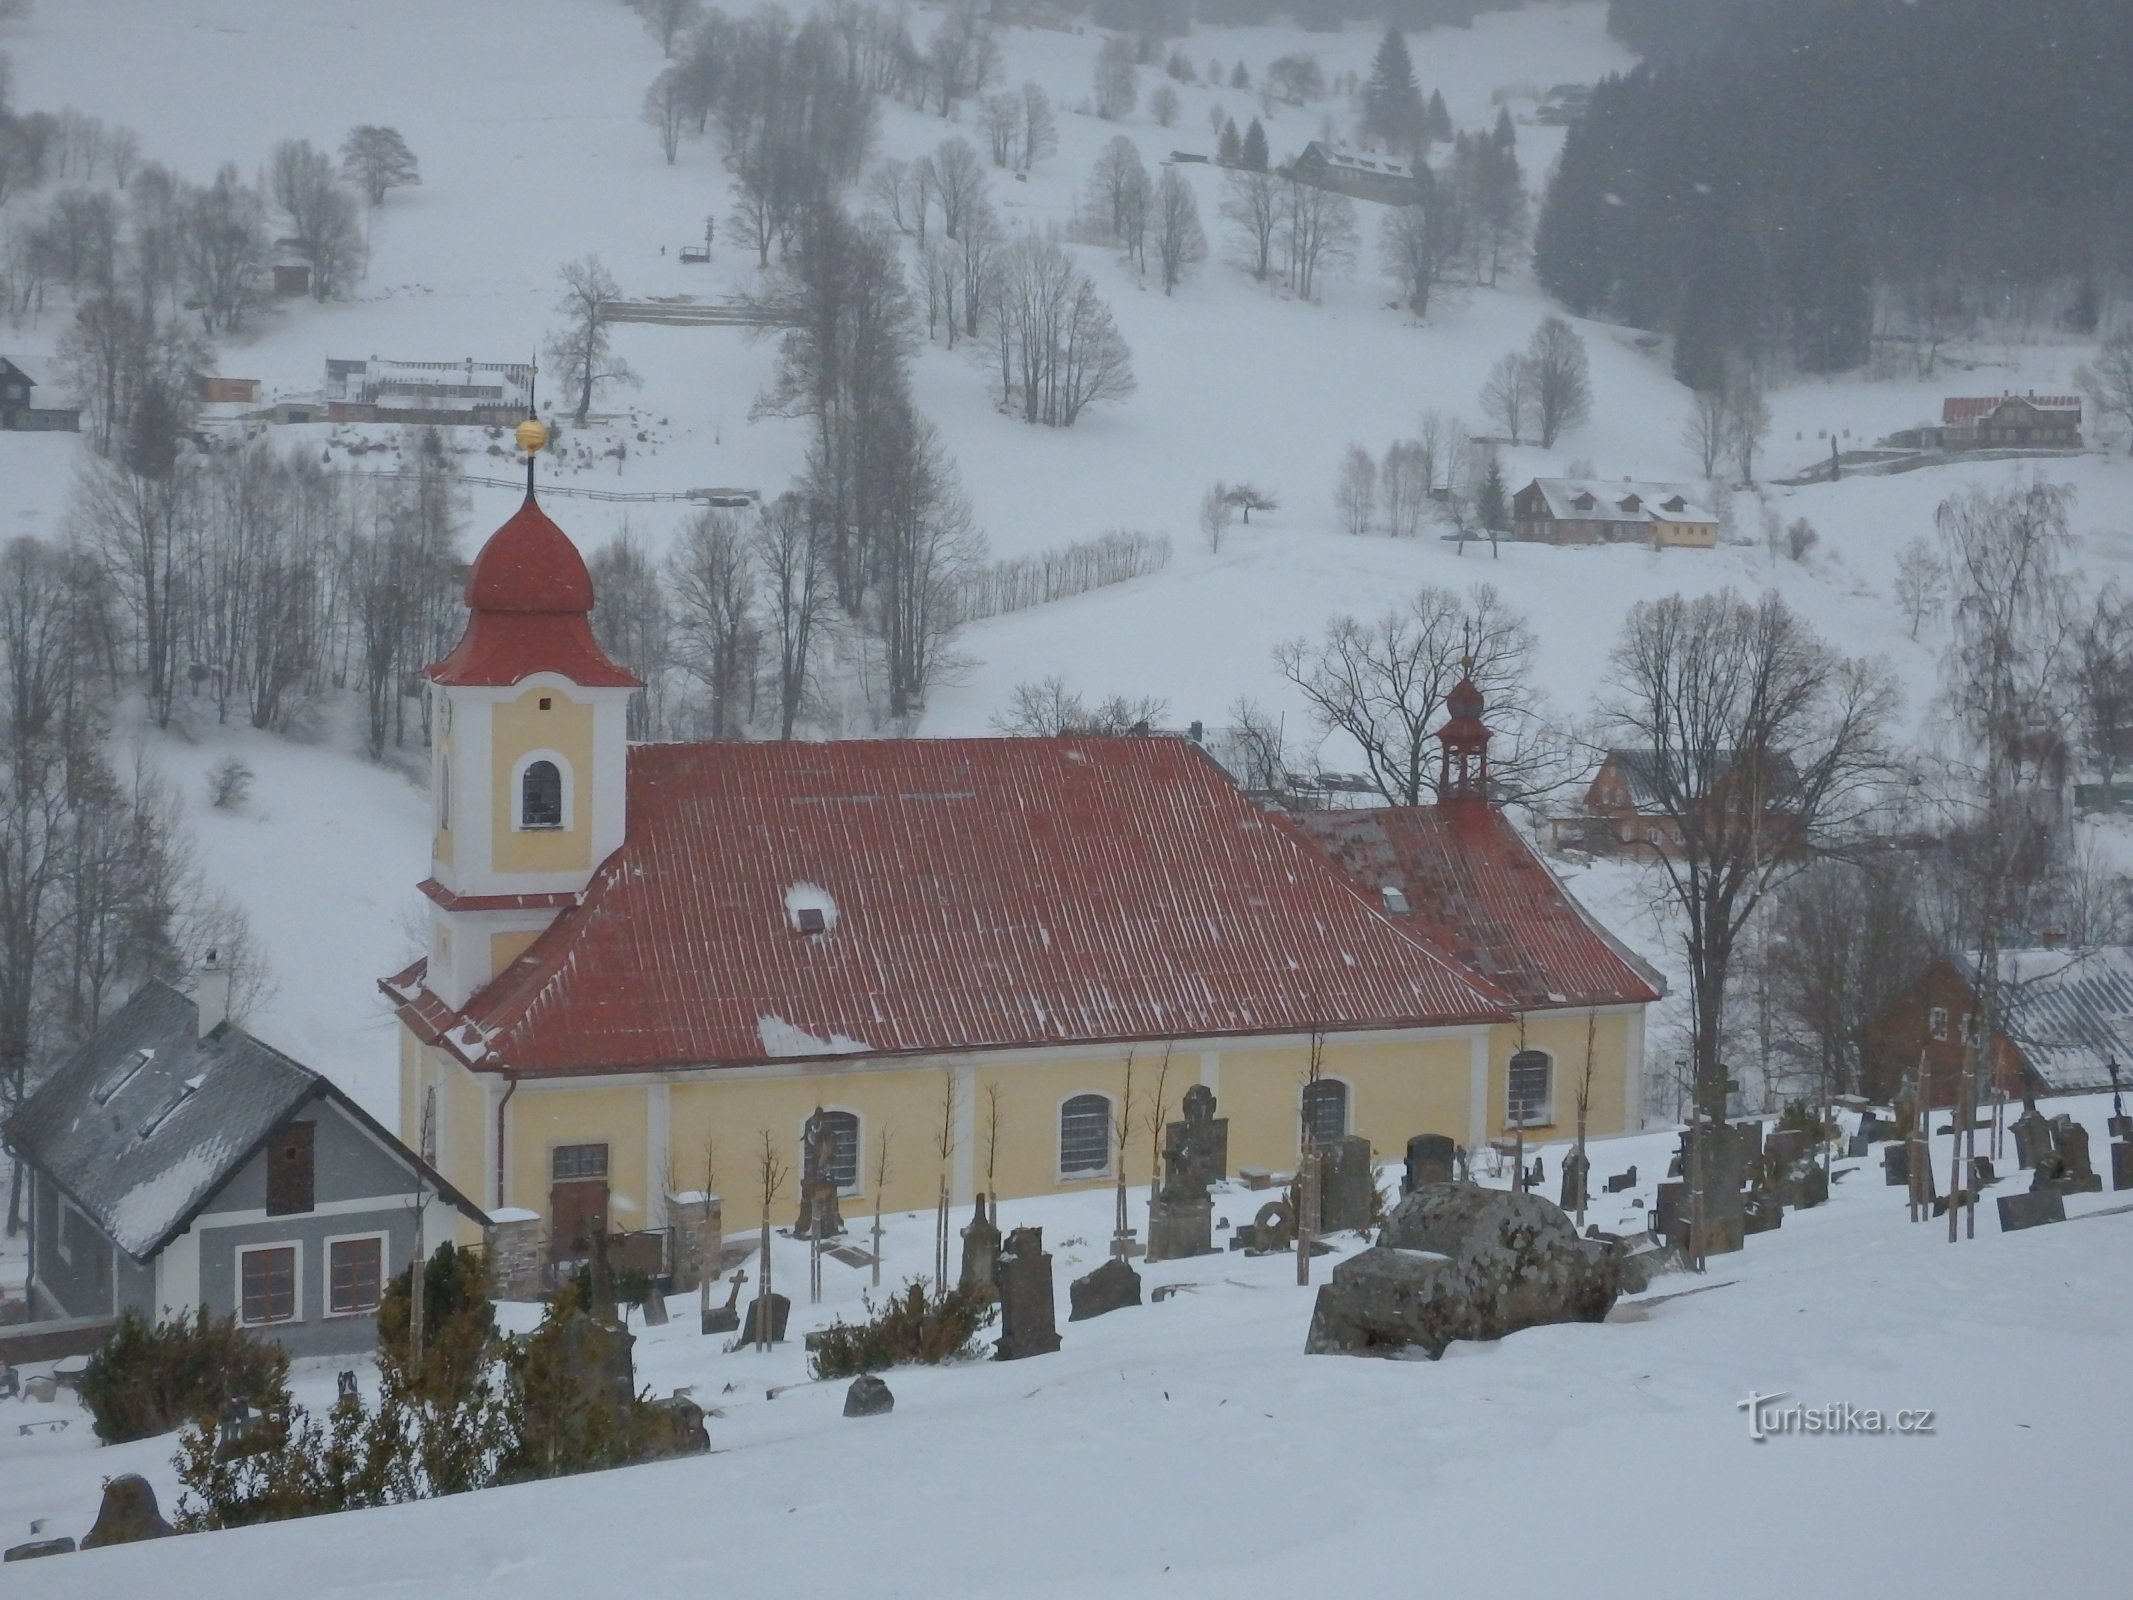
[194,947,230,1034]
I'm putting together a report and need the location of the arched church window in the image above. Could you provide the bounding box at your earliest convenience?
[521,760,564,829]
[1059,1094,1112,1176]
[1508,1050,1553,1126]
[1301,1078,1349,1145]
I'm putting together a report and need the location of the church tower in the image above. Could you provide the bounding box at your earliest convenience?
[422,422,640,1007]
[1435,670,1491,805]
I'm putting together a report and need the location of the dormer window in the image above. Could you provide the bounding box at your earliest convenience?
[1380,886,1411,915]
[521,760,564,829]
[1571,492,1595,510]
[794,907,827,935]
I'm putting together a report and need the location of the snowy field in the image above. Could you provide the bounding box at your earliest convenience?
[2,1100,2128,1597]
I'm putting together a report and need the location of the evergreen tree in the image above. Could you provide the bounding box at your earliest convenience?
[1241,118,1269,172]
[1493,105,1516,151]
[1362,29,1423,150]
[1426,89,1452,142]
[1477,452,1509,534]
[1218,118,1242,165]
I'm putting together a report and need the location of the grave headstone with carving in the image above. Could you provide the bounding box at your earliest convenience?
[702,1270,745,1334]
[1249,1198,1296,1254]
[1167,1085,1229,1195]
[1883,1143,1910,1186]
[1315,1136,1376,1233]
[992,1226,1062,1360]
[2011,1106,2055,1172]
[961,1194,1003,1296]
[792,1107,848,1239]
[2048,1117,2100,1193]
[1559,1148,1589,1214]
[1068,1257,1143,1321]
[1402,1133,1457,1193]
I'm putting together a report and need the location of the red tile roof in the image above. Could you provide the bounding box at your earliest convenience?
[1294,805,1662,1012]
[428,496,640,689]
[419,738,1517,1076]
[1941,395,2081,426]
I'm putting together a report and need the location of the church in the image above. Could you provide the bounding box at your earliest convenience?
[382,465,1659,1266]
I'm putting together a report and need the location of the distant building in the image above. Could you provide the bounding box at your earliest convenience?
[273,262,313,297]
[5,964,486,1356]
[324,356,534,426]
[0,357,81,433]
[1547,748,1801,861]
[1863,946,2133,1107]
[196,376,263,405]
[1286,141,1422,205]
[1511,478,1718,548]
[1931,394,2083,451]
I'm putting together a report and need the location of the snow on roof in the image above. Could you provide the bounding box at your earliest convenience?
[402,738,1517,1076]
[1941,394,2082,426]
[1524,479,1716,525]
[1994,946,2133,1093]
[1299,141,1414,180]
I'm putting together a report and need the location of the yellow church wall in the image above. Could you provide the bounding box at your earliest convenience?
[490,688,593,875]
[973,1050,1152,1200]
[1214,1032,1480,1173]
[667,1066,952,1234]
[505,1081,653,1230]
[432,727,454,869]
[1483,1012,1634,1143]
[489,930,542,975]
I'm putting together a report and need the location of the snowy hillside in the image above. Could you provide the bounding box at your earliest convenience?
[1,0,2129,1118]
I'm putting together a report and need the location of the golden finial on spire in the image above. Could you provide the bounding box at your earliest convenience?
[514,416,550,457]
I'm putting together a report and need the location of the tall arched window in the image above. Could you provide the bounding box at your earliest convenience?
[1059,1094,1112,1176]
[807,1110,861,1192]
[521,759,563,829]
[1507,1050,1553,1126]
[1301,1078,1349,1145]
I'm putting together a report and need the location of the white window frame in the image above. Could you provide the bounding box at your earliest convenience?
[510,749,573,833]
[798,1109,865,1199]
[1299,1077,1352,1147]
[323,1230,390,1318]
[1056,1092,1115,1182]
[1929,1007,1949,1041]
[1506,1050,1555,1129]
[235,1239,304,1328]
[54,1194,76,1265]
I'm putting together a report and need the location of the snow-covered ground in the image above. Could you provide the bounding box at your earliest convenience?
[2,1099,2128,1596]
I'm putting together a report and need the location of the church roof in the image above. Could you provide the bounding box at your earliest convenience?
[395,738,1521,1076]
[1293,806,1664,1012]
[428,496,639,688]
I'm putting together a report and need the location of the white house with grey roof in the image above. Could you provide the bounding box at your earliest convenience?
[5,962,486,1356]
[1511,478,1718,548]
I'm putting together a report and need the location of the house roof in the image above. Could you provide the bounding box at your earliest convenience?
[1298,141,1413,181]
[1593,749,1802,814]
[398,737,1519,1077]
[427,495,641,689]
[1941,395,2081,427]
[1993,946,2133,1093]
[1294,806,1663,1011]
[1520,479,1715,525]
[6,981,485,1259]
[0,357,32,385]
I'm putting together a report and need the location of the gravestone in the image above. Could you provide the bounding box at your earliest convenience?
[2011,1106,2055,1172]
[647,1393,710,1455]
[557,1312,638,1412]
[742,1292,791,1345]
[961,1194,1003,1296]
[792,1107,848,1239]
[844,1375,894,1417]
[1858,1111,1890,1143]
[1783,1163,1829,1211]
[1743,1194,1782,1234]
[3,1538,74,1561]
[1315,1136,1377,1233]
[1249,1199,1297,1254]
[1527,1156,1545,1190]
[1997,1189,2066,1231]
[2113,1141,2133,1192]
[0,1363,16,1400]
[23,1374,56,1403]
[2110,1115,2133,1139]
[336,1370,359,1406]
[1165,1085,1229,1195]
[640,1291,670,1327]
[79,1476,172,1550]
[1847,1130,1871,1160]
[2050,1118,2099,1192]
[1402,1134,1458,1193]
[1969,1156,1997,1189]
[1147,1194,1213,1263]
[1559,1148,1590,1214]
[1764,1128,1809,1171]
[992,1226,1062,1360]
[1604,1165,1638,1194]
[702,1270,745,1334]
[1068,1257,1143,1321]
[1883,1143,1910,1186]
[1739,1120,1767,1161]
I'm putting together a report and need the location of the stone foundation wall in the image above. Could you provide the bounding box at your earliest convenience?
[666,1193,722,1294]
[484,1211,545,1302]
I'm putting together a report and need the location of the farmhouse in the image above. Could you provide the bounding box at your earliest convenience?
[1511,479,1717,548]
[5,962,486,1356]
[1546,748,1801,862]
[382,480,1657,1273]
[324,356,534,425]
[0,357,81,433]
[1865,946,2133,1108]
[1287,141,1422,205]
[1933,394,2083,450]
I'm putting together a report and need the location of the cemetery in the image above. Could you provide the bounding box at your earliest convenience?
[0,1087,2127,1586]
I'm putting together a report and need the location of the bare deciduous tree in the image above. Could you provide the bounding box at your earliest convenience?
[340,124,420,206]
[1153,166,1205,294]
[1219,167,1280,283]
[1479,351,1533,445]
[1334,443,1376,537]
[545,256,639,425]
[668,508,755,739]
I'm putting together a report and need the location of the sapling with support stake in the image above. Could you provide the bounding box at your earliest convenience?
[754,1130,789,1350]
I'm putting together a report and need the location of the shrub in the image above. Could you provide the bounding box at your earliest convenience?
[808,1279,997,1379]
[206,755,255,810]
[377,1241,497,1407]
[80,1308,290,1444]
[497,1282,666,1482]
